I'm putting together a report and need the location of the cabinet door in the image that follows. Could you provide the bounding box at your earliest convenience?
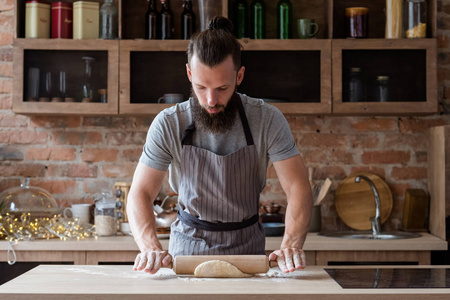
[332,39,437,115]
[13,39,119,115]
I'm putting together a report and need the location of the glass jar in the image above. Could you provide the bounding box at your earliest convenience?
[385,0,403,38]
[345,7,369,38]
[403,0,427,38]
[346,67,365,102]
[94,193,117,236]
[99,0,118,39]
[373,76,390,102]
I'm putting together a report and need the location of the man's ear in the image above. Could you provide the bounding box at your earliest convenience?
[186,63,192,82]
[237,66,245,86]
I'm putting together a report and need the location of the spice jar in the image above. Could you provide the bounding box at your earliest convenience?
[95,193,117,236]
[403,0,427,38]
[345,7,369,38]
[373,76,390,102]
[345,67,365,102]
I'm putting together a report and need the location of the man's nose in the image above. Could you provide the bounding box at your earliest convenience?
[206,90,218,107]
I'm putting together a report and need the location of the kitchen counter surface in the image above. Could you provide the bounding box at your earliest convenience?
[0,264,448,300]
[0,232,446,252]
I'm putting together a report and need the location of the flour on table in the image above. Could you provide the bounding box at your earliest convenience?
[194,260,252,278]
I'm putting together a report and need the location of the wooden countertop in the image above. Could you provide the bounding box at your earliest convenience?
[0,265,448,299]
[0,232,446,252]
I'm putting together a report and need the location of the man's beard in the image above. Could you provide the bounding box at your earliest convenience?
[191,88,239,134]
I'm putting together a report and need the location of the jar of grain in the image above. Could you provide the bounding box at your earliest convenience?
[94,193,117,236]
[403,0,427,38]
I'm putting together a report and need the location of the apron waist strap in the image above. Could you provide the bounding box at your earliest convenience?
[177,210,259,232]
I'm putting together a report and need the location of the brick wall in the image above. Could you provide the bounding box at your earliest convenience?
[1,0,450,231]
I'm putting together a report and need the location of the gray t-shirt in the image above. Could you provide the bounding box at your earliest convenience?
[139,93,300,193]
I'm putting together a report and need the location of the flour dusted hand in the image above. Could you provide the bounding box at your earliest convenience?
[134,249,172,274]
[194,260,252,278]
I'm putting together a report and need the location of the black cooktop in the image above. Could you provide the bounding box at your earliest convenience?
[325,268,450,289]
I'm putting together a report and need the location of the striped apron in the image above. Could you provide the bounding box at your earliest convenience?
[168,95,265,257]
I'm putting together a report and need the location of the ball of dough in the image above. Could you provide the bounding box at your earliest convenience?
[194,260,252,278]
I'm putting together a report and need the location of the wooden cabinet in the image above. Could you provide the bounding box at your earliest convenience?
[12,0,438,116]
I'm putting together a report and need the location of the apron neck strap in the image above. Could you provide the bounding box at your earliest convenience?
[182,94,254,146]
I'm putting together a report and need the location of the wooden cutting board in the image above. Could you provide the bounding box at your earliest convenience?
[335,172,393,230]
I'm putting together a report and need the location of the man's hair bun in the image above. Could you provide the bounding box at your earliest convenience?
[208,16,233,33]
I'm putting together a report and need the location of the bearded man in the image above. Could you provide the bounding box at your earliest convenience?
[127,16,313,275]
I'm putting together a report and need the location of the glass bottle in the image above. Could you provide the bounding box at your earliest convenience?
[374,76,390,102]
[99,0,118,39]
[403,0,427,38]
[94,193,117,237]
[277,0,292,39]
[81,56,95,102]
[182,0,196,40]
[145,0,159,39]
[346,67,365,102]
[385,0,402,38]
[233,0,248,38]
[160,0,174,40]
[250,0,265,39]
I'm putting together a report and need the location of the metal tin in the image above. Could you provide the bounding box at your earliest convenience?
[25,1,51,38]
[73,1,99,39]
[51,2,73,39]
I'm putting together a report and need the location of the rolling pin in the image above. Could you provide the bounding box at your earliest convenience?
[170,255,278,275]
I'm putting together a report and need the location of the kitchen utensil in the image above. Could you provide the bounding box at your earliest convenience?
[335,172,393,230]
[262,222,285,236]
[154,193,178,229]
[316,178,332,205]
[308,205,321,232]
[262,202,282,214]
[171,255,278,275]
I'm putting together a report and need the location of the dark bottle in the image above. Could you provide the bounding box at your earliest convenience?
[373,76,390,102]
[233,0,248,38]
[160,0,174,40]
[277,0,292,39]
[250,0,265,39]
[145,0,159,39]
[182,0,196,39]
[346,67,365,102]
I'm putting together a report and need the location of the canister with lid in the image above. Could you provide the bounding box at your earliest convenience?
[52,1,73,39]
[94,193,118,236]
[403,0,427,38]
[73,1,99,39]
[25,1,51,38]
[373,76,390,102]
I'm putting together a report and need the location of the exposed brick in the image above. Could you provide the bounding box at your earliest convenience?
[415,151,427,163]
[438,34,449,48]
[266,162,277,179]
[438,68,447,82]
[123,148,142,162]
[0,47,12,61]
[0,32,13,46]
[350,118,398,132]
[391,167,427,180]
[442,3,450,14]
[0,178,21,193]
[0,113,28,127]
[0,62,12,77]
[106,132,147,146]
[110,117,153,130]
[262,179,283,195]
[301,148,327,164]
[0,77,12,93]
[349,134,380,148]
[0,0,14,11]
[399,117,448,133]
[30,179,77,195]
[390,183,411,197]
[0,130,48,144]
[84,180,114,194]
[0,13,14,31]
[329,149,355,164]
[349,166,386,179]
[102,163,137,178]
[47,164,97,178]
[0,94,11,109]
[326,117,355,133]
[384,133,427,150]
[0,163,45,177]
[299,133,346,148]
[30,116,81,128]
[82,117,112,127]
[52,131,102,145]
[82,148,117,162]
[26,147,76,161]
[315,166,347,180]
[285,116,323,132]
[0,146,23,160]
[445,87,450,99]
[361,150,410,164]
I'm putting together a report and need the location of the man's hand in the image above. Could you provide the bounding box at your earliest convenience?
[133,249,172,274]
[269,248,306,273]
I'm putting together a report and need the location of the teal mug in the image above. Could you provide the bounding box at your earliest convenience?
[297,19,319,39]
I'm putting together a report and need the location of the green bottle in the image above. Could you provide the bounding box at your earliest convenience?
[233,0,249,38]
[250,0,265,39]
[277,0,292,39]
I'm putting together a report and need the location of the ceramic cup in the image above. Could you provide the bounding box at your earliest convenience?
[158,93,184,104]
[64,203,91,224]
[297,19,319,39]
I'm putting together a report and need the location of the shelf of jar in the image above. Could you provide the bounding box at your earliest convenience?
[12,38,119,115]
[332,38,437,115]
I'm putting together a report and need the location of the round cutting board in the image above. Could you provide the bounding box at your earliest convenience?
[335,172,393,230]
